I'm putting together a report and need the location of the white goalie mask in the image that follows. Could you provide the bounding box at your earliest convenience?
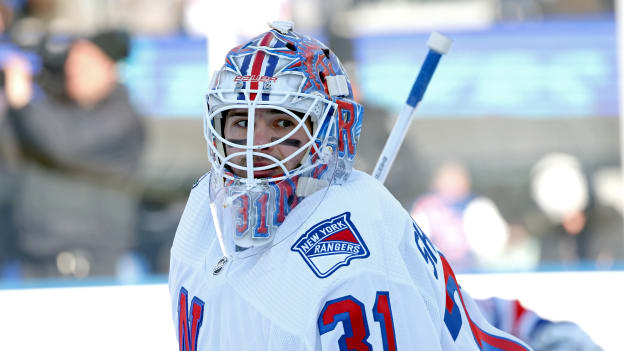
[204,22,363,256]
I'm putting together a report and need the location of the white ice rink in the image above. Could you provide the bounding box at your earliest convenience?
[0,271,621,350]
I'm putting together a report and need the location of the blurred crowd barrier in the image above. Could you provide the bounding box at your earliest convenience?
[0,0,622,283]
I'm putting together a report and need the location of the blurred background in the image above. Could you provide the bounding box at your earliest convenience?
[1,0,620,281]
[0,0,622,348]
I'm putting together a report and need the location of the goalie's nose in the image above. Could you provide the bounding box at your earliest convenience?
[252,119,274,149]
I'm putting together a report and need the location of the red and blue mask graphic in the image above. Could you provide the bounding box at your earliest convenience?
[204,24,363,252]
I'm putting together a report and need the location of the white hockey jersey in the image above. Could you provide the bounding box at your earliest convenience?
[169,170,532,351]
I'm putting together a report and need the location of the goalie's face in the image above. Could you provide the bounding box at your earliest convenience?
[223,108,313,179]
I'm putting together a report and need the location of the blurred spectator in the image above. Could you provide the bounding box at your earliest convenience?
[410,161,477,271]
[590,166,624,265]
[497,223,540,271]
[0,1,22,279]
[530,153,591,264]
[4,29,146,278]
[529,153,624,267]
[0,78,21,279]
[410,161,538,272]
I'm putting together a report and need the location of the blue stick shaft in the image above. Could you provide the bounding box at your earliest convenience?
[406,50,442,107]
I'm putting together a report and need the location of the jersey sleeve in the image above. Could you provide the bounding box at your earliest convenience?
[475,297,602,351]
[408,219,533,350]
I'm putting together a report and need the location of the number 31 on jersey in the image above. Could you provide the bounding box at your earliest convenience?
[318,291,397,351]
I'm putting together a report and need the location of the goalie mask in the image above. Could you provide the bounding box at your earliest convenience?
[204,21,363,255]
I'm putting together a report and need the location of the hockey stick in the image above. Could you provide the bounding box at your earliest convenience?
[372,32,453,184]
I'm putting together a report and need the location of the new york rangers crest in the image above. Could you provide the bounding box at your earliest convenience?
[292,212,369,278]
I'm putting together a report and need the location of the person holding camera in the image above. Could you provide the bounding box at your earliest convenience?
[4,30,146,278]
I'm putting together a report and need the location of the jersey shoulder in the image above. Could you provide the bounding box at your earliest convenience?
[171,170,216,264]
[323,170,409,229]
[287,169,418,282]
[343,169,402,207]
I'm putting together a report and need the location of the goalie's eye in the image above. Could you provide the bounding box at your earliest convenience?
[276,119,295,129]
[234,119,248,128]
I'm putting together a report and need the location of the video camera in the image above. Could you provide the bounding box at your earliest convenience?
[0,28,129,95]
